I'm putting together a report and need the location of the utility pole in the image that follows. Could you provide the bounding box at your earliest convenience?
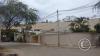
[57,10,60,47]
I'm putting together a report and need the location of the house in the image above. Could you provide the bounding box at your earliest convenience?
[32,18,100,33]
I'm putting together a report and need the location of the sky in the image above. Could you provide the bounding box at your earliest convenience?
[20,0,99,21]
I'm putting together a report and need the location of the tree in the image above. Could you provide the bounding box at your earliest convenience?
[94,23,100,33]
[70,17,90,32]
[0,0,38,30]
[0,0,38,42]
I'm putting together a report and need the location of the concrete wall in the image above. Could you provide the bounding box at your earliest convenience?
[41,33,100,48]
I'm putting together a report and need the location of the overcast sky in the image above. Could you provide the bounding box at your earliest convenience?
[20,0,99,21]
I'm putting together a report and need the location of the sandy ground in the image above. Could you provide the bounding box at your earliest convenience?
[2,45,100,56]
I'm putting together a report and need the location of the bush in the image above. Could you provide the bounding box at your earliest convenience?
[89,29,96,33]
[94,23,100,33]
[69,17,90,32]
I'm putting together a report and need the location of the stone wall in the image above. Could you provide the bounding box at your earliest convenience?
[40,32,100,48]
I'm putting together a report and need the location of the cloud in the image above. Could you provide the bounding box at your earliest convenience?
[34,0,51,5]
[20,0,99,21]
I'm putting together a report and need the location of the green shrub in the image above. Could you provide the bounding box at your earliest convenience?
[69,17,90,32]
[94,23,100,33]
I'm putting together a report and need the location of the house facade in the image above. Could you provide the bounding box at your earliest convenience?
[32,18,100,33]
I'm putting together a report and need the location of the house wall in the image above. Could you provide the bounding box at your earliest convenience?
[32,18,100,32]
[40,33,100,48]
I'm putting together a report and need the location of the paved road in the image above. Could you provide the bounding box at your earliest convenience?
[2,45,100,56]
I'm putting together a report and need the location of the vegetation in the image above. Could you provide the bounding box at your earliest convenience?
[94,23,100,33]
[70,17,90,32]
[94,1,100,33]
[0,0,38,42]
[0,0,38,30]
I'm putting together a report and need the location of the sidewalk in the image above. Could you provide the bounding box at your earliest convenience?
[0,42,40,46]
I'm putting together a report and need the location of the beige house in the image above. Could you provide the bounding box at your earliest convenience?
[32,21,71,32]
[32,18,100,33]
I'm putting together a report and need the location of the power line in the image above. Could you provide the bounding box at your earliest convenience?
[42,6,93,19]
[60,1,100,12]
[41,11,57,19]
[42,1,100,20]
[59,5,93,12]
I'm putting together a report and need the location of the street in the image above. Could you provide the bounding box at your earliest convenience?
[3,45,100,56]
